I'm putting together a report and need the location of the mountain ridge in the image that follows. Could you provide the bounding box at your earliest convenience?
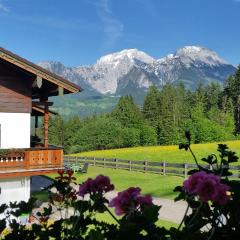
[38,45,236,95]
[38,45,237,116]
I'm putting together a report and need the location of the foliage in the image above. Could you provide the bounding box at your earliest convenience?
[174,131,240,239]
[1,136,240,239]
[47,80,237,153]
[224,65,240,134]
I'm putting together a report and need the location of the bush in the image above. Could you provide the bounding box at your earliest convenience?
[140,125,157,146]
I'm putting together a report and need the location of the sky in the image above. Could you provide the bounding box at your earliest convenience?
[0,0,239,66]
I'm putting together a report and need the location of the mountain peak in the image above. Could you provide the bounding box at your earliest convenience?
[174,45,228,66]
[97,48,155,65]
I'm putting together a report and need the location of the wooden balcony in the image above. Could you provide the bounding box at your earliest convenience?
[0,147,63,179]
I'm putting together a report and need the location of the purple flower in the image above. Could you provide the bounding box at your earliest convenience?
[109,187,153,216]
[183,171,230,205]
[78,178,95,197]
[183,171,207,194]
[94,175,114,193]
[214,184,230,205]
[137,195,153,207]
[78,175,114,197]
[197,178,219,202]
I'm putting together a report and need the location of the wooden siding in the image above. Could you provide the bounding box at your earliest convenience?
[0,58,32,113]
[0,76,32,113]
[0,147,63,178]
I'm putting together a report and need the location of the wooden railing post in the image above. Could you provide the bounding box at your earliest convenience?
[103,158,106,168]
[144,161,148,173]
[93,157,96,166]
[129,160,132,171]
[115,158,118,169]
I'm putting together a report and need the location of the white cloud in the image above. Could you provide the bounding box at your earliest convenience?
[0,0,9,13]
[93,0,124,49]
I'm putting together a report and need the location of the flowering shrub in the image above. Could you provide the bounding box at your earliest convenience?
[0,131,240,239]
[109,187,153,215]
[183,171,230,204]
[78,175,114,197]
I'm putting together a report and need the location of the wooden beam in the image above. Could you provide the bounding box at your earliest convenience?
[43,99,49,148]
[32,101,53,106]
[58,86,64,96]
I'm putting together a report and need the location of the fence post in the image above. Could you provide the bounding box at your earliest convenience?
[93,157,96,166]
[75,156,77,165]
[144,161,148,173]
[163,161,166,176]
[129,160,132,171]
[184,163,188,178]
[103,158,105,168]
[115,158,118,169]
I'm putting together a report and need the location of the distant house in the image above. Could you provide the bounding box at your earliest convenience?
[0,47,81,204]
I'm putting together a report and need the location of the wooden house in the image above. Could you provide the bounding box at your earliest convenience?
[0,47,81,204]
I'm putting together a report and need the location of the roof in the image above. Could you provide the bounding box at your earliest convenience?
[0,47,82,95]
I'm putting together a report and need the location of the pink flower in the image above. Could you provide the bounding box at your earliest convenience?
[78,175,114,197]
[183,171,208,194]
[183,171,230,205]
[214,184,230,205]
[137,195,153,207]
[109,187,153,216]
[197,178,219,202]
[78,178,95,197]
[94,175,114,193]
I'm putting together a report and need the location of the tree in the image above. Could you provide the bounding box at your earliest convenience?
[224,66,240,134]
[74,117,124,152]
[111,95,143,128]
[143,85,160,127]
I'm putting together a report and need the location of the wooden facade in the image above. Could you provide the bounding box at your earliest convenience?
[0,47,81,178]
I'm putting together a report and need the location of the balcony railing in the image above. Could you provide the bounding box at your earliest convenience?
[0,147,63,178]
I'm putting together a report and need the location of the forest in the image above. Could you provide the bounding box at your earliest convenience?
[48,67,240,153]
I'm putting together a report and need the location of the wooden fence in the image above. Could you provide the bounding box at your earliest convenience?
[64,156,240,178]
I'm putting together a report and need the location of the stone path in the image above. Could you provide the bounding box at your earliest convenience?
[31,178,188,224]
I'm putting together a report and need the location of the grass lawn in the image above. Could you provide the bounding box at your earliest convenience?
[73,140,240,164]
[49,166,183,199]
[96,211,178,229]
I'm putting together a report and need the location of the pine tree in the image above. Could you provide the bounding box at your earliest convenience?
[111,95,143,127]
[224,66,240,133]
[143,85,160,127]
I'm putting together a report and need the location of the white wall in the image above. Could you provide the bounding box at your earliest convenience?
[0,177,30,205]
[0,113,30,149]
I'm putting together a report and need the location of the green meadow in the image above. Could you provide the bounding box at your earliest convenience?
[71,167,183,199]
[73,140,240,164]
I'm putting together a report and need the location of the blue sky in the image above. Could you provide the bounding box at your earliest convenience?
[0,0,239,66]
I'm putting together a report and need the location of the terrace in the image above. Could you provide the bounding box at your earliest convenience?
[0,146,63,179]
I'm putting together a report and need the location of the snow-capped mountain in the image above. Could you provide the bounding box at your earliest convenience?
[38,46,236,98]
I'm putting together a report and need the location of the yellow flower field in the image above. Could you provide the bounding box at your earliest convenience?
[73,140,240,164]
